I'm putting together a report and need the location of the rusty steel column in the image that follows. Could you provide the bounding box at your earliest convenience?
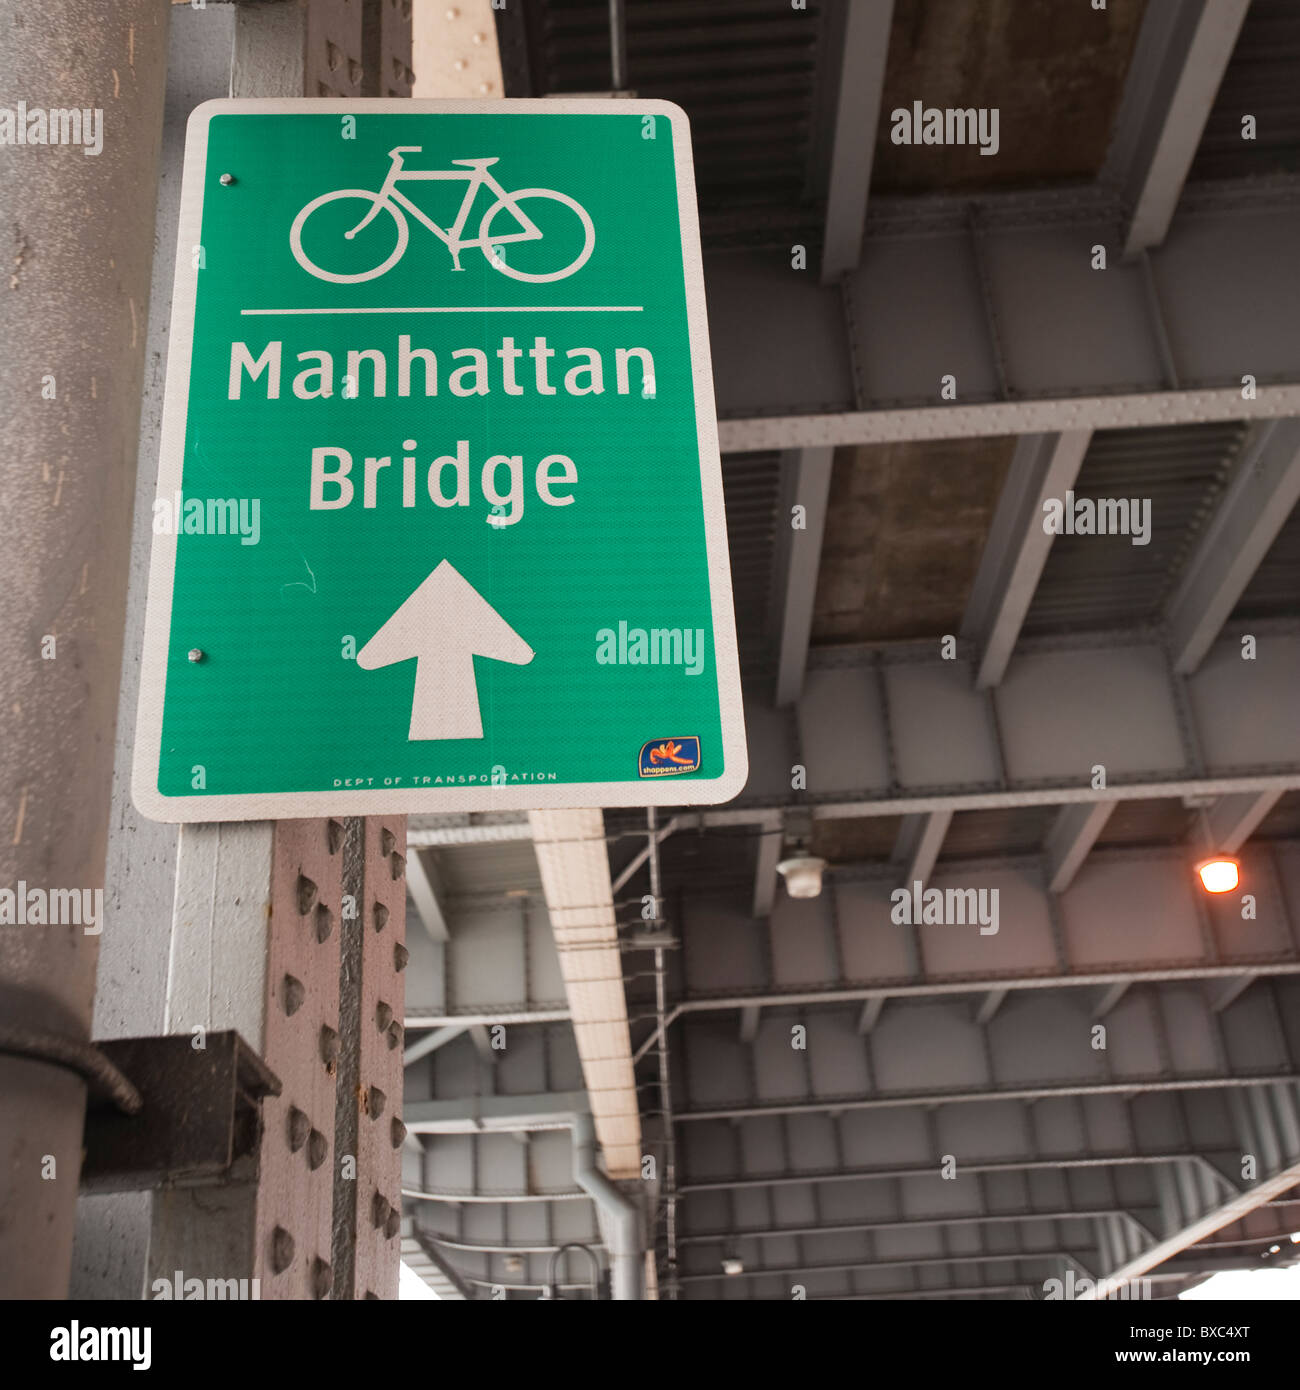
[0,0,169,1298]
[146,0,410,1302]
[334,818,407,1299]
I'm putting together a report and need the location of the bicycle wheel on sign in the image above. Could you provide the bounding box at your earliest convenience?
[289,190,409,285]
[478,190,595,283]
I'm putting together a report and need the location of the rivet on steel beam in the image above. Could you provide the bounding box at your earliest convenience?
[390,853,405,882]
[386,1021,402,1051]
[327,819,344,855]
[391,1117,407,1149]
[381,827,396,857]
[376,1001,393,1032]
[394,943,409,973]
[270,1226,294,1274]
[315,903,334,943]
[320,1024,341,1070]
[288,1106,310,1152]
[297,873,318,915]
[372,902,389,933]
[312,1257,333,1300]
[307,1128,328,1171]
[218,173,234,186]
[384,1208,401,1241]
[369,1086,387,1119]
[371,1192,391,1229]
[187,648,205,663]
[282,975,306,1016]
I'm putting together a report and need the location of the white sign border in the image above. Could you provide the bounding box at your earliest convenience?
[133,98,748,822]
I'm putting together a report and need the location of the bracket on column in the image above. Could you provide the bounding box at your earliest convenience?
[81,1031,280,1194]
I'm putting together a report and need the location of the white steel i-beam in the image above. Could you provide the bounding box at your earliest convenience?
[774,448,835,706]
[1166,419,1300,675]
[892,811,952,887]
[819,0,895,282]
[1045,801,1118,893]
[960,431,1091,688]
[708,184,1300,452]
[1205,791,1284,854]
[734,623,1300,820]
[752,812,785,919]
[403,1025,469,1067]
[1102,0,1250,258]
[406,848,450,943]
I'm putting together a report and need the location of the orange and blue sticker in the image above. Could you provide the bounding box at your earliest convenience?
[639,737,701,777]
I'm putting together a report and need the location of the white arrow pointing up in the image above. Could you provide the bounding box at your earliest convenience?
[357,560,534,741]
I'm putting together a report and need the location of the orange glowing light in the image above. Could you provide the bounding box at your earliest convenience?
[1197,858,1239,894]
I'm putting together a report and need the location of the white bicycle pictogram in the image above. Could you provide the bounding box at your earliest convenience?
[289,146,596,285]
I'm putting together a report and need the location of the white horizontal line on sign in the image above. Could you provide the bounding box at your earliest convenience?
[240,305,644,315]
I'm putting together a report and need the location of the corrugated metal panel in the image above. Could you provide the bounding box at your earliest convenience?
[496,0,830,249]
[1094,796,1194,849]
[813,437,1014,646]
[873,0,1147,197]
[1022,422,1248,634]
[1255,790,1300,841]
[1232,496,1300,620]
[812,815,904,864]
[722,451,783,681]
[939,804,1057,860]
[1190,0,1300,182]
[659,822,758,890]
[432,840,543,896]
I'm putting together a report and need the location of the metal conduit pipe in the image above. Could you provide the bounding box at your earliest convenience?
[572,1110,643,1300]
[647,806,679,1297]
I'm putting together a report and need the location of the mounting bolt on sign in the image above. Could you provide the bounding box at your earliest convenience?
[132,99,747,820]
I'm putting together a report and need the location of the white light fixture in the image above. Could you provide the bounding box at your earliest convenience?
[776,855,827,899]
[722,1258,744,1276]
[1197,857,1240,894]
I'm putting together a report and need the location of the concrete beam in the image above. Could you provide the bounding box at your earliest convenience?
[960,432,1091,688]
[819,0,895,282]
[1167,420,1300,675]
[1102,0,1251,258]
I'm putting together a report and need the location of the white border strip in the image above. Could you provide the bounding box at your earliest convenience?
[132,98,747,820]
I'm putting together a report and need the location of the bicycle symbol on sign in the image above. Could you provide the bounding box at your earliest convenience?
[289,147,596,284]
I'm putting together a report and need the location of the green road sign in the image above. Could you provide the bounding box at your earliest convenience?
[133,99,746,820]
